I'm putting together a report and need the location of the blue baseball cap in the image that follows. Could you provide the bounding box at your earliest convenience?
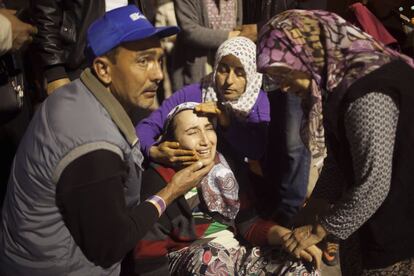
[86,5,179,60]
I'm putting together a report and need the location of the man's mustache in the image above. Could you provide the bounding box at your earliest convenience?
[144,84,159,91]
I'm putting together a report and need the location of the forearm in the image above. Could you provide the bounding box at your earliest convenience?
[31,0,66,68]
[156,183,180,206]
[59,175,160,268]
[238,216,291,247]
[319,184,389,240]
[320,167,393,240]
[310,152,346,202]
[236,192,277,246]
[57,150,160,268]
[320,93,398,239]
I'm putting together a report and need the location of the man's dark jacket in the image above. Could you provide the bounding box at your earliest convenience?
[30,0,150,82]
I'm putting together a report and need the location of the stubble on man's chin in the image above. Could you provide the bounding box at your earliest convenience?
[126,96,156,125]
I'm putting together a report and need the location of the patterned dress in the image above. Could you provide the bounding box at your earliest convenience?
[168,237,320,276]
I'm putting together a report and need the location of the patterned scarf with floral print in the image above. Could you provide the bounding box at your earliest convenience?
[257,9,414,159]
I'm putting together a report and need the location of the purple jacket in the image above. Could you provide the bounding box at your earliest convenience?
[136,83,270,160]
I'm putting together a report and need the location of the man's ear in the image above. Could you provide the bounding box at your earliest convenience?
[92,57,112,85]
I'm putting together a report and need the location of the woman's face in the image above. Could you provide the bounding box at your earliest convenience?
[173,110,217,164]
[215,54,247,101]
[263,66,311,99]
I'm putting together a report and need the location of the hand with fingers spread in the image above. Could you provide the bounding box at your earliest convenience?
[157,160,215,205]
[283,224,328,262]
[268,225,322,270]
[150,141,199,167]
[0,9,37,52]
[195,102,231,129]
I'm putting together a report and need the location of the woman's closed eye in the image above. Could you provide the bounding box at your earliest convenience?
[234,68,246,77]
[185,128,199,135]
[217,63,229,73]
[205,123,215,131]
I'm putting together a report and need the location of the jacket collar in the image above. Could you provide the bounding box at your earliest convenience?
[80,68,139,147]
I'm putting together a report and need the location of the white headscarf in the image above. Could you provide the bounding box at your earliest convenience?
[202,37,263,119]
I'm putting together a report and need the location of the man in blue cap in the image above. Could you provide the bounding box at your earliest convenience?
[0,5,213,276]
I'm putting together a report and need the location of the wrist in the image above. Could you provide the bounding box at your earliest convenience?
[146,195,166,217]
[156,184,176,206]
[228,30,241,39]
[149,145,160,162]
[313,222,328,240]
[267,225,290,246]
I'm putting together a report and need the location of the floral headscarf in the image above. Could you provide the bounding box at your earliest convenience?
[162,102,240,220]
[257,9,414,158]
[202,37,263,119]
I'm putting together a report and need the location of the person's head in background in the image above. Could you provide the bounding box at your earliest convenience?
[162,102,217,167]
[85,5,179,116]
[203,37,263,117]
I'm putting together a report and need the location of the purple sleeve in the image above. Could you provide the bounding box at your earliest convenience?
[136,84,203,159]
[222,90,270,159]
[246,90,270,124]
